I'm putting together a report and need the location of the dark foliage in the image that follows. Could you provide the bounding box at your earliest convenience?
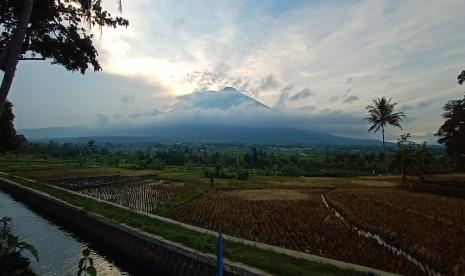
[458,70,465,85]
[0,0,128,73]
[365,97,405,133]
[0,217,38,276]
[0,100,26,152]
[389,134,435,185]
[436,96,465,169]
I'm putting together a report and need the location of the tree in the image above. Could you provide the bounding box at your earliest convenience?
[87,139,96,151]
[458,70,465,85]
[436,71,465,169]
[415,142,435,178]
[0,100,26,152]
[389,134,434,185]
[365,97,405,172]
[0,0,128,114]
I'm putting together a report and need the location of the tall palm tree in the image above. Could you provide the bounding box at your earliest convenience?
[365,97,405,172]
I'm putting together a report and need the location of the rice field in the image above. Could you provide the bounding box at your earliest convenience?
[4,164,465,275]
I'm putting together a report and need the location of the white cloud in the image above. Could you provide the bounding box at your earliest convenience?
[120,94,136,105]
[289,87,313,101]
[90,0,465,139]
[343,95,359,104]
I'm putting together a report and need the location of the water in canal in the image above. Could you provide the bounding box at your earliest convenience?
[0,190,135,276]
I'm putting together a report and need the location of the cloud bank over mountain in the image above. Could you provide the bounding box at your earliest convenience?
[10,0,465,145]
[20,87,401,143]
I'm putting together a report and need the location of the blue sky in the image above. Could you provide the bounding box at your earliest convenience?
[6,0,465,142]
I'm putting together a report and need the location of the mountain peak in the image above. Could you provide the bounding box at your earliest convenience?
[221,87,238,92]
[175,87,269,111]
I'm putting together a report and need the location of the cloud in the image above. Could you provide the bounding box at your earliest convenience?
[289,87,313,101]
[120,94,136,105]
[171,18,186,32]
[343,95,359,103]
[184,63,258,93]
[400,100,432,111]
[85,104,370,139]
[95,114,110,126]
[295,105,317,112]
[128,108,161,119]
[274,85,293,109]
[329,95,340,103]
[258,74,280,90]
[328,89,357,103]
[14,0,465,140]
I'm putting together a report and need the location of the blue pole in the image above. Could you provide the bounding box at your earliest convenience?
[216,232,224,276]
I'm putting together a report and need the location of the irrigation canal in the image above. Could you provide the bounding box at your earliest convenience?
[0,189,153,276]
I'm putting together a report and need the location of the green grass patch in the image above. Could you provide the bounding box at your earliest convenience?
[0,155,82,172]
[155,185,211,216]
[1,174,363,276]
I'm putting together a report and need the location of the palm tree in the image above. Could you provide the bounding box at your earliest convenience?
[365,97,405,172]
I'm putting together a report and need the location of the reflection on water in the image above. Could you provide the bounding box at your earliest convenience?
[0,191,130,276]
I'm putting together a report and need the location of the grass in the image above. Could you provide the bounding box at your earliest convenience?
[12,167,126,180]
[155,184,211,216]
[0,156,81,172]
[0,173,363,276]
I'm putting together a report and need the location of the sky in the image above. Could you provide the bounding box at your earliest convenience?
[6,0,465,143]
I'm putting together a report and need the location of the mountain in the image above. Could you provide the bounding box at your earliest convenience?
[18,87,384,146]
[19,125,382,146]
[174,87,269,110]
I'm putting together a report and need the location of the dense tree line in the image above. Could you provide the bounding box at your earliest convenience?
[13,140,448,178]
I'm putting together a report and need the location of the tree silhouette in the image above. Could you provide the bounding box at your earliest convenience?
[389,134,434,185]
[458,70,465,85]
[436,71,465,169]
[0,100,25,152]
[365,97,405,172]
[0,0,128,114]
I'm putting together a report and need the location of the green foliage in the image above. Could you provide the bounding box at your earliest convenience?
[6,139,451,177]
[78,248,96,276]
[202,165,249,181]
[135,150,165,169]
[0,217,38,275]
[11,141,402,177]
